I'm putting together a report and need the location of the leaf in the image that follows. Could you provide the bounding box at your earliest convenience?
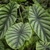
[0,1,19,39]
[28,4,50,42]
[19,35,39,50]
[0,41,5,50]
[36,41,50,50]
[5,22,32,49]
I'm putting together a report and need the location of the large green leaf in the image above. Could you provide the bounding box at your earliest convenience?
[0,2,19,39]
[28,4,50,42]
[5,23,32,49]
[36,41,50,50]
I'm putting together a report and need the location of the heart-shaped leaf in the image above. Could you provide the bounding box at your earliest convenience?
[28,4,50,42]
[0,1,19,39]
[5,23,32,49]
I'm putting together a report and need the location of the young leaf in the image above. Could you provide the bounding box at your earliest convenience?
[36,41,50,50]
[0,1,19,39]
[5,23,32,49]
[28,4,50,42]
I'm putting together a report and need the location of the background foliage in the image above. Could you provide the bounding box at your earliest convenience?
[0,0,50,50]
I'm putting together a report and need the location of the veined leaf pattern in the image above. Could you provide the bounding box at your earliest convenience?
[0,1,19,39]
[36,41,50,50]
[28,4,50,42]
[5,23,32,49]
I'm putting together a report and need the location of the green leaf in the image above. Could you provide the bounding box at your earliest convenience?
[28,4,50,42]
[0,1,19,39]
[5,22,32,49]
[0,41,5,50]
[36,41,50,50]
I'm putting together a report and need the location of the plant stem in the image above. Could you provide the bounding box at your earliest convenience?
[20,4,25,10]
[19,8,23,23]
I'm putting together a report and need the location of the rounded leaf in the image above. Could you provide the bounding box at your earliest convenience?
[5,23,32,49]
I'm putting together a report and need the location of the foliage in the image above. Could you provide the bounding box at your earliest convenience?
[0,0,50,50]
[0,1,19,39]
[28,4,50,42]
[5,22,32,49]
[36,41,50,50]
[0,41,5,50]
